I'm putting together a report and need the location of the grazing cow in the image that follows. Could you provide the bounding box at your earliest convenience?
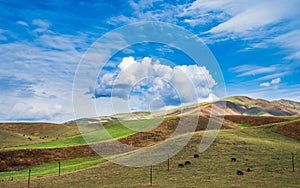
[56,137,59,140]
[194,154,199,158]
[185,161,191,165]
[237,170,244,175]
[28,137,32,141]
[178,164,184,168]
[246,168,251,172]
[231,158,237,162]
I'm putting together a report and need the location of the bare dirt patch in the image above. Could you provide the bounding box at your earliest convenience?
[274,120,300,140]
[224,115,288,126]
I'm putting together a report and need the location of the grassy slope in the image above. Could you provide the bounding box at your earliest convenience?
[0,123,79,148]
[0,156,105,180]
[2,118,163,150]
[1,122,299,188]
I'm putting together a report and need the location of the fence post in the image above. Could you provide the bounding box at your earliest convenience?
[292,153,295,172]
[58,161,61,176]
[27,168,31,188]
[150,165,153,186]
[167,155,170,171]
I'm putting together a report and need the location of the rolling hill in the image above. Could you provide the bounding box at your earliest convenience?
[1,118,300,187]
[163,96,300,117]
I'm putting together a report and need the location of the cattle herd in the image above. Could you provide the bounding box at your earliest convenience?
[178,155,251,176]
[23,134,59,141]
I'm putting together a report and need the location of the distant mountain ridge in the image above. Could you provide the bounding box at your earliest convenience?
[68,96,300,124]
[224,96,300,116]
[173,96,300,117]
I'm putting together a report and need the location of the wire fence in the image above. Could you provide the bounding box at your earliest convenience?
[0,152,299,187]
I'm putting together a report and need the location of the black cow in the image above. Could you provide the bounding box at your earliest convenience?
[246,168,251,172]
[178,164,184,168]
[185,161,191,165]
[194,154,199,158]
[231,158,237,162]
[28,137,32,141]
[237,170,244,175]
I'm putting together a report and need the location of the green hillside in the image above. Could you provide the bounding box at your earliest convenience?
[2,118,163,150]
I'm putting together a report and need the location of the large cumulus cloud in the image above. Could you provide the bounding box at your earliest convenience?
[94,56,217,111]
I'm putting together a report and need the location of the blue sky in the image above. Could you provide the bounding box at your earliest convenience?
[1,0,300,122]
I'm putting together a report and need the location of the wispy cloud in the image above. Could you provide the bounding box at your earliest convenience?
[32,19,50,28]
[183,0,300,62]
[206,1,297,35]
[229,64,287,80]
[0,29,9,41]
[185,0,299,36]
[230,64,278,77]
[107,0,184,25]
[0,21,88,122]
[16,20,29,27]
[269,30,300,60]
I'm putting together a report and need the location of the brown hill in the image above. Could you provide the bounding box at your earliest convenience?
[166,96,300,117]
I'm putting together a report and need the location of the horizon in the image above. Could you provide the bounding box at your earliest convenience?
[0,95,299,123]
[1,1,300,122]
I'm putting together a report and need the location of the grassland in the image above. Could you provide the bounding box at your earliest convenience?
[0,123,79,148]
[1,118,299,188]
[2,118,163,150]
[0,156,105,180]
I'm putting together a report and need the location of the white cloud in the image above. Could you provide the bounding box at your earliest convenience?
[32,19,51,33]
[118,56,136,71]
[259,77,281,87]
[260,82,270,87]
[16,21,29,27]
[9,101,62,120]
[32,19,50,28]
[95,56,217,112]
[271,78,281,84]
